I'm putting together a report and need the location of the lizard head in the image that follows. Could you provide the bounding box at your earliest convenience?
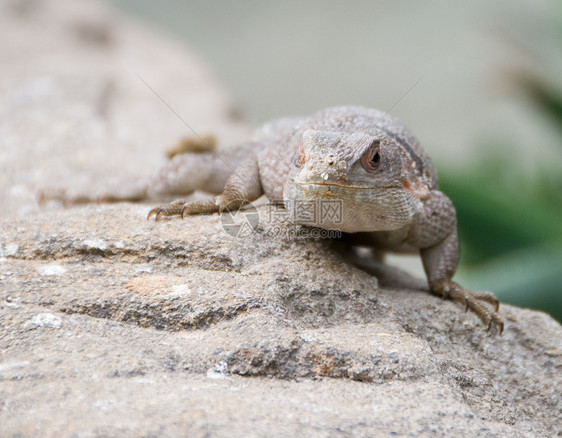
[283,129,424,233]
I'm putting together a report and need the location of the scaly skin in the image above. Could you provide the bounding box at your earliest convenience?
[76,106,506,333]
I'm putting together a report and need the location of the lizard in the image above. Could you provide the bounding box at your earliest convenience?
[144,106,503,333]
[42,106,503,333]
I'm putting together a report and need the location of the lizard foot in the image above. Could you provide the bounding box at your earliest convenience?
[147,199,218,221]
[431,279,503,335]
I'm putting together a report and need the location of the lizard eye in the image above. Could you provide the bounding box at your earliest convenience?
[360,141,383,172]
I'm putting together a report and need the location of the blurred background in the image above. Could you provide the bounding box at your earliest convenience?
[106,1,562,322]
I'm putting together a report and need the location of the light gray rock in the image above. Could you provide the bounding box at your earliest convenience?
[1,0,561,437]
[1,204,561,437]
[0,0,248,220]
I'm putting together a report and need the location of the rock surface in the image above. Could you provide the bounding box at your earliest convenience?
[2,205,562,437]
[0,0,248,220]
[1,1,562,437]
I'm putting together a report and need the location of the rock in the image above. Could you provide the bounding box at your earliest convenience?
[27,312,63,329]
[1,0,561,437]
[2,204,562,436]
[0,0,248,220]
[37,264,67,277]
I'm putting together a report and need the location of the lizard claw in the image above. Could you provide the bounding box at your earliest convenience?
[147,207,162,221]
[497,320,504,336]
[489,312,504,335]
[147,199,187,221]
[486,317,504,335]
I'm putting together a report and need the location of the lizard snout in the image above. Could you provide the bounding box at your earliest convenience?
[296,155,348,186]
[296,164,339,186]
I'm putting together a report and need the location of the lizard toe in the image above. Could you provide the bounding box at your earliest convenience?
[147,199,186,221]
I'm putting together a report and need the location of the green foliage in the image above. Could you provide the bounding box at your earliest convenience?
[439,167,562,264]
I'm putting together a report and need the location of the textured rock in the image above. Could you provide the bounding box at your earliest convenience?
[2,205,562,437]
[1,0,561,437]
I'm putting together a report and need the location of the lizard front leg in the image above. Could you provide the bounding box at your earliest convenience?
[148,157,263,220]
[409,190,504,333]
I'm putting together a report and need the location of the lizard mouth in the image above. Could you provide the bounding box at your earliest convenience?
[297,182,371,190]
